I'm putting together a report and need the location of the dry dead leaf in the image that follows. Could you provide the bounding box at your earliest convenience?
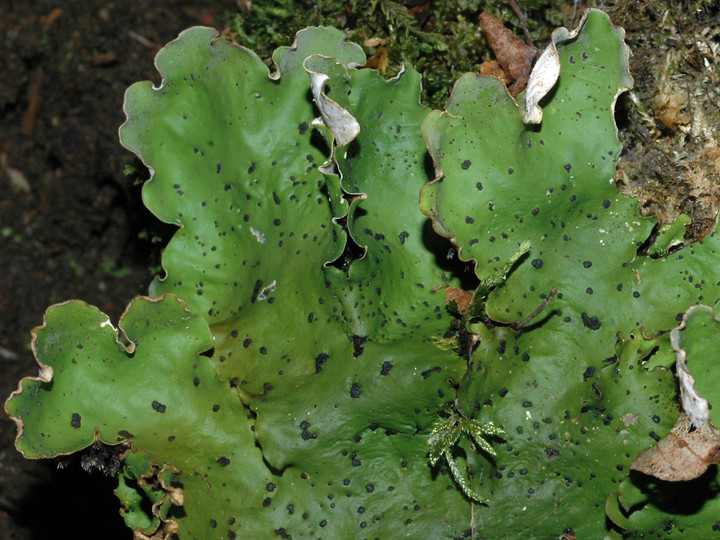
[479,11,536,96]
[364,46,389,73]
[362,37,389,48]
[478,60,510,85]
[445,287,473,314]
[631,413,720,481]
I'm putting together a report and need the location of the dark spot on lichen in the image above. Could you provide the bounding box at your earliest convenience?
[71,413,81,428]
[275,528,291,539]
[581,312,601,330]
[251,280,263,303]
[399,231,409,245]
[421,366,442,379]
[350,382,361,398]
[217,456,230,467]
[583,367,596,381]
[564,164,572,172]
[465,216,474,224]
[583,260,592,268]
[315,353,329,374]
[381,360,393,375]
[531,258,543,269]
[352,335,368,357]
[152,401,166,413]
[462,160,471,169]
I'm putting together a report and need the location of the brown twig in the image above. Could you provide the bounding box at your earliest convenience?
[41,7,63,32]
[706,87,720,110]
[511,288,558,331]
[20,68,44,137]
[126,30,160,50]
[506,0,534,48]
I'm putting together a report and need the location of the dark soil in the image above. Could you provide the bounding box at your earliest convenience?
[0,2,235,538]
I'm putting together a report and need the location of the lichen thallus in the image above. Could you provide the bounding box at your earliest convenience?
[428,241,558,503]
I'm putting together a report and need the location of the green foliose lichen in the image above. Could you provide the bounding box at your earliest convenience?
[5,8,720,539]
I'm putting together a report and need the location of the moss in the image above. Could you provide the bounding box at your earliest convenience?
[226,0,576,108]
